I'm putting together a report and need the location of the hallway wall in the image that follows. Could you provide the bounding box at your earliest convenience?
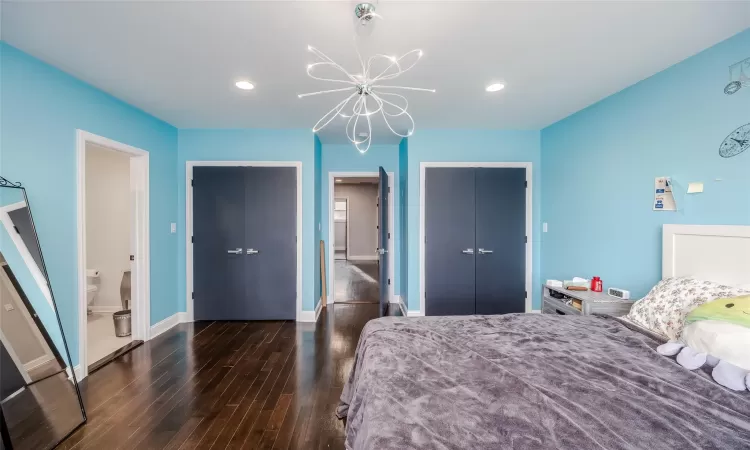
[333,183,379,260]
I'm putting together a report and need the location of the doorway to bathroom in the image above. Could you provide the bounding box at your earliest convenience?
[76,131,150,380]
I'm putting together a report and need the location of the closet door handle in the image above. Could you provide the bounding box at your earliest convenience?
[461,248,474,255]
[478,248,493,254]
[246,248,259,255]
[227,248,243,254]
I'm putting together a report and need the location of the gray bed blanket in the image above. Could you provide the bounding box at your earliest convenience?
[337,313,750,450]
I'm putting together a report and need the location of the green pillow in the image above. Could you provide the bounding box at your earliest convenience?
[686,295,750,329]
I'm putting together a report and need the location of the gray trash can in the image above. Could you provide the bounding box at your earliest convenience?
[113,310,132,337]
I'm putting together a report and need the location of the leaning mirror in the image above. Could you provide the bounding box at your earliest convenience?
[0,177,85,450]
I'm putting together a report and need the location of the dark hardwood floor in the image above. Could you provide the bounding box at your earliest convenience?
[333,260,379,303]
[57,303,400,450]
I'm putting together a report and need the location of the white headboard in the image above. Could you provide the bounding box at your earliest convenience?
[663,224,750,288]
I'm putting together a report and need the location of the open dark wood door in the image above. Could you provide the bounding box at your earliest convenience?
[378,167,389,317]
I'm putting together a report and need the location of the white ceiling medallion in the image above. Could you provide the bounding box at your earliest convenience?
[298,2,434,153]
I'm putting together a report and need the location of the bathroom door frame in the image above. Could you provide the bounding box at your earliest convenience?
[76,130,150,381]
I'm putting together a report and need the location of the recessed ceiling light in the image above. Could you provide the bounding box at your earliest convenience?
[336,179,343,183]
[235,80,255,90]
[486,83,505,92]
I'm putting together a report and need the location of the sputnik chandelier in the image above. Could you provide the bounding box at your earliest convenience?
[298,2,434,153]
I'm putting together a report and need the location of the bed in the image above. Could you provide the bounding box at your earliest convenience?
[337,225,750,449]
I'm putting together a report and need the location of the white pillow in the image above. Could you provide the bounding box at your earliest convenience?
[682,320,750,371]
[626,277,749,341]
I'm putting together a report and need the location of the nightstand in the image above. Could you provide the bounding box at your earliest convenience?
[542,284,634,316]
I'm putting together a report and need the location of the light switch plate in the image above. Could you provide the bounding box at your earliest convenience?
[170,223,177,233]
[543,223,548,233]
[4,304,14,311]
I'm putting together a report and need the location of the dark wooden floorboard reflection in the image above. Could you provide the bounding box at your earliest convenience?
[334,260,379,303]
[57,303,401,449]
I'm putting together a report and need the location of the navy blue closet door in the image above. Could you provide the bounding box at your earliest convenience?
[425,168,476,316]
[192,167,247,321]
[378,167,389,317]
[475,168,527,315]
[244,167,297,320]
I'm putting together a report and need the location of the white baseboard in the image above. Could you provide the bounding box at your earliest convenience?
[90,305,123,313]
[347,255,378,261]
[407,310,425,317]
[24,355,55,372]
[67,364,84,382]
[298,301,322,323]
[530,309,542,314]
[150,312,189,340]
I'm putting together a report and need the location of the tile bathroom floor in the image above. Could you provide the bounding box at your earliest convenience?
[87,312,132,366]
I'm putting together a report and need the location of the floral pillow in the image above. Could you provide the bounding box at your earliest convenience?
[626,277,750,341]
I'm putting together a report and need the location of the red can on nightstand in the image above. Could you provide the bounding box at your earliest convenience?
[591,277,603,292]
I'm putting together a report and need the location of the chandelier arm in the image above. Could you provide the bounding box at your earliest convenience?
[306,62,359,85]
[308,46,361,83]
[379,101,415,138]
[352,36,367,79]
[312,93,358,132]
[372,85,436,93]
[346,97,368,144]
[355,97,373,153]
[371,49,424,82]
[370,91,409,117]
[366,54,402,81]
[298,86,356,99]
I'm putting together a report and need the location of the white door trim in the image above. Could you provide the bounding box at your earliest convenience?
[185,161,303,322]
[76,130,150,381]
[328,172,395,305]
[419,162,533,316]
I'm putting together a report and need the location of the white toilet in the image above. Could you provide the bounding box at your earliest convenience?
[87,269,100,315]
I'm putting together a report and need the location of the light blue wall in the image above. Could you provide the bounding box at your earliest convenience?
[320,144,401,297]
[176,129,317,312]
[1,43,179,366]
[314,135,322,307]
[541,29,750,300]
[398,138,409,309]
[406,130,543,312]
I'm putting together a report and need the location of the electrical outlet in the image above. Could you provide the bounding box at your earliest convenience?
[4,304,14,311]
[170,223,177,233]
[543,223,548,233]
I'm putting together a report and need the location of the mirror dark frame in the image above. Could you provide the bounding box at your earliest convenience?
[0,176,86,449]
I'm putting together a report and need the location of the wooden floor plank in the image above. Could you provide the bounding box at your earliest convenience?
[47,303,401,450]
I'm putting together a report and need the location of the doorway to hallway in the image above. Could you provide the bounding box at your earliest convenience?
[328,172,393,306]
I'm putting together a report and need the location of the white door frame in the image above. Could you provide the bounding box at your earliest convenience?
[76,130,150,381]
[328,172,395,304]
[185,161,303,322]
[419,162,533,316]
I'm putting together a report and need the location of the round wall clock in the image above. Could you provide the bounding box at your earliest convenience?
[719,123,750,158]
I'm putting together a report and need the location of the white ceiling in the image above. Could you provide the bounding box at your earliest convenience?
[3,1,749,144]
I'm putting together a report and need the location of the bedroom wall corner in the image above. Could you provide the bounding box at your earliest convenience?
[398,138,409,310]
